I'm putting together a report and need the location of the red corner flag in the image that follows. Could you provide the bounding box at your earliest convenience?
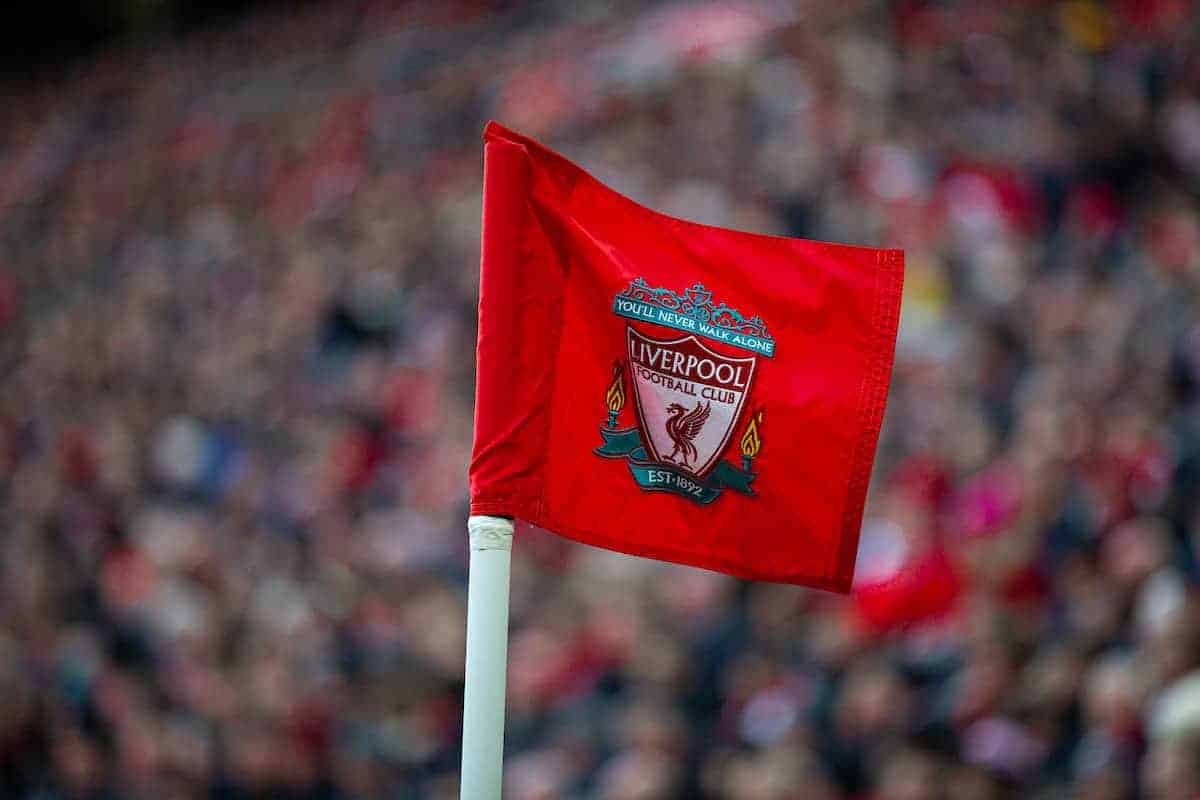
[470,122,903,592]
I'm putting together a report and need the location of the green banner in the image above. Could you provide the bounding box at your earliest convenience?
[594,427,643,457]
[612,297,776,357]
[594,426,757,504]
[711,460,757,495]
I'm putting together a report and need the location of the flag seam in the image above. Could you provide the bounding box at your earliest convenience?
[831,248,904,591]
[526,181,579,522]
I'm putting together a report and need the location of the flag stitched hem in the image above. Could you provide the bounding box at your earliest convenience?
[830,248,904,592]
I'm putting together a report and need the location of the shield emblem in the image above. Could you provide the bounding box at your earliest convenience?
[626,326,757,477]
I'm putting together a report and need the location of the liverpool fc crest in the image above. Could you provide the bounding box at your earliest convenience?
[595,279,769,504]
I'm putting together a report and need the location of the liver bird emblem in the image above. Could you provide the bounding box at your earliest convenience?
[664,401,712,469]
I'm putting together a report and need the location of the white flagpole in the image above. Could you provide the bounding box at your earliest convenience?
[460,515,514,799]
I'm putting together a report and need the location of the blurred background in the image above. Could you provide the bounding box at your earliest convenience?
[2,0,1200,798]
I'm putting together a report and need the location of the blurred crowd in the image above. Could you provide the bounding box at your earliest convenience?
[2,0,1200,797]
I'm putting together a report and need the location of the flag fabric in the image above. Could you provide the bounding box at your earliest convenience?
[470,122,903,592]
